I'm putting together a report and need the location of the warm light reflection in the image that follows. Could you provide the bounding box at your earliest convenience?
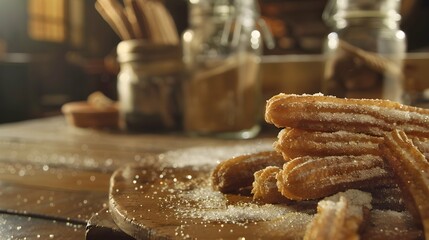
[396,30,406,40]
[28,0,65,42]
[327,32,339,50]
[183,31,193,43]
[250,30,260,50]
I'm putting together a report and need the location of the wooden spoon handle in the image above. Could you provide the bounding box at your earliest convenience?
[97,0,135,40]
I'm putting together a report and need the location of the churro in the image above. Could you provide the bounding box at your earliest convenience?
[206,93,429,238]
[411,137,429,160]
[276,155,394,200]
[211,151,285,194]
[265,93,429,138]
[380,129,429,239]
[276,128,429,161]
[252,166,291,204]
[304,189,372,240]
[275,128,380,159]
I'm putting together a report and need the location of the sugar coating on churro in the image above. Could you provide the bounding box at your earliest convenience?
[211,151,285,194]
[252,166,291,204]
[304,189,372,240]
[411,137,429,160]
[381,129,429,239]
[275,128,429,161]
[204,93,429,238]
[265,93,429,137]
[275,128,381,159]
[323,189,372,210]
[276,155,392,200]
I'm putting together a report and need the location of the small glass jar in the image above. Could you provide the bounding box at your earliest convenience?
[322,0,407,103]
[116,40,182,131]
[182,0,272,139]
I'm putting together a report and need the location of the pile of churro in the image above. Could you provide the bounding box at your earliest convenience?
[211,93,429,239]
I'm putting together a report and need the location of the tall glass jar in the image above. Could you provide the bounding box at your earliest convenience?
[182,0,271,139]
[116,40,182,131]
[322,0,407,103]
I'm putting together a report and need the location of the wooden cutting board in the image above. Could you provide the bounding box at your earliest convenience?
[108,142,424,240]
[108,142,315,240]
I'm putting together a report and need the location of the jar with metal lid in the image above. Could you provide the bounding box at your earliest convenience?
[182,0,273,139]
[322,0,407,103]
[116,40,183,131]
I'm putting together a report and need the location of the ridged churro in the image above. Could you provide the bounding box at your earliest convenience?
[275,128,380,159]
[206,93,429,238]
[265,93,429,138]
[252,166,291,204]
[304,189,372,240]
[276,128,429,161]
[276,155,394,200]
[380,129,429,239]
[211,151,285,194]
[411,137,429,160]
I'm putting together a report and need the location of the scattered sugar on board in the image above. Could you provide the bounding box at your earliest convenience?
[174,185,310,226]
[159,140,273,168]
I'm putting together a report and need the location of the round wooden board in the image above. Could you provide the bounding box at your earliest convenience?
[108,142,314,240]
[109,141,425,240]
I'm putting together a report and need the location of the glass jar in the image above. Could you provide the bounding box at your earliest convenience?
[116,40,182,131]
[182,0,272,139]
[322,0,407,103]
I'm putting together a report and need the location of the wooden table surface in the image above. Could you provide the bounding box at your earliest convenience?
[0,116,275,239]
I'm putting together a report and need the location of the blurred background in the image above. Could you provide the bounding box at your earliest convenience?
[0,0,428,124]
